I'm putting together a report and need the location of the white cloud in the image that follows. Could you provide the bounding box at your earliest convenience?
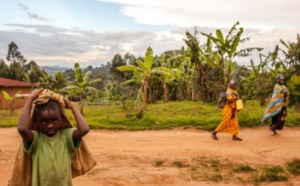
[100,0,300,29]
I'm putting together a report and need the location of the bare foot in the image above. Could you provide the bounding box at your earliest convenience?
[232,136,243,141]
[211,133,219,140]
[270,126,279,135]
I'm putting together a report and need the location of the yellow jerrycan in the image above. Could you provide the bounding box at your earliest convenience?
[236,99,243,111]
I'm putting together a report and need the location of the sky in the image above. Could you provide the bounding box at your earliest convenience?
[0,0,299,68]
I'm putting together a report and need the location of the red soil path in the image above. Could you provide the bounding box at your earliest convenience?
[1,127,300,186]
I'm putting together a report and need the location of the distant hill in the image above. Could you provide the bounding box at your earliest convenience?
[40,66,70,76]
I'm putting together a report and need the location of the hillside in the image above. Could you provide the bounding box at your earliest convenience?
[40,66,70,76]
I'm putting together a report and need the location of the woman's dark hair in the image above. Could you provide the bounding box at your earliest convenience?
[34,100,62,119]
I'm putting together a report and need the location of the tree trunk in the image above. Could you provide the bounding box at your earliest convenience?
[162,77,169,102]
[227,62,231,85]
[191,73,195,101]
[148,86,152,103]
[296,101,300,112]
[142,81,148,111]
[179,86,183,101]
[80,93,84,116]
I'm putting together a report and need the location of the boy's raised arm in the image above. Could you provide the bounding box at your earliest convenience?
[64,98,89,140]
[18,89,43,142]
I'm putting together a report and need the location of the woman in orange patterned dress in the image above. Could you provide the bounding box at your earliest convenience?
[211,80,243,141]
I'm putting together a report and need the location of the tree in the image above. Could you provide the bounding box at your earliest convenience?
[0,60,9,77]
[117,47,174,112]
[109,54,127,83]
[53,72,67,93]
[183,30,203,100]
[39,73,55,90]
[26,61,48,83]
[8,61,29,81]
[201,22,263,85]
[280,34,300,75]
[62,63,102,115]
[5,41,33,81]
[6,41,26,66]
[1,90,21,113]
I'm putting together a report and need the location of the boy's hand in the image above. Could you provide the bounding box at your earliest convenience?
[29,88,44,100]
[63,97,74,109]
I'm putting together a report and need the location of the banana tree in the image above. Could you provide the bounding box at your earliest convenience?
[61,63,102,115]
[117,47,174,111]
[1,90,21,113]
[166,51,195,100]
[183,31,204,100]
[201,22,263,85]
[280,34,300,68]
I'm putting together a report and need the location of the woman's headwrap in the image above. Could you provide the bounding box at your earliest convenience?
[228,80,237,85]
[228,80,238,88]
[9,89,96,186]
[276,73,284,80]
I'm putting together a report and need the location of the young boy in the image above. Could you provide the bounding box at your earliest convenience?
[14,88,94,186]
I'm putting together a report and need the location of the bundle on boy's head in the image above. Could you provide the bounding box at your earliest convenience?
[30,89,73,130]
[34,100,62,118]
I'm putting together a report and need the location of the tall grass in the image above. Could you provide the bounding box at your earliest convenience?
[0,100,299,130]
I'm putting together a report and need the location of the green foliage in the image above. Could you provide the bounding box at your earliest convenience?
[280,34,300,68]
[2,91,13,101]
[62,63,102,115]
[120,97,139,118]
[202,21,263,85]
[288,75,300,103]
[1,90,21,113]
[0,109,21,126]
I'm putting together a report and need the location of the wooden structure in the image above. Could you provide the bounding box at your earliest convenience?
[0,78,38,110]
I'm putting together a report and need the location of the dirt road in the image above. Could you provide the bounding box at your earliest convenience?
[1,127,300,186]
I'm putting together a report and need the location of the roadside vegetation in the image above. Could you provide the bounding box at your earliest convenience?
[1,100,299,130]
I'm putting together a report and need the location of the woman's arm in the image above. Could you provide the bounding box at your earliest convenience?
[227,93,240,104]
[64,98,89,140]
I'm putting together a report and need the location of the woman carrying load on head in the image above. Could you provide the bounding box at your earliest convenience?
[261,73,290,135]
[211,80,243,141]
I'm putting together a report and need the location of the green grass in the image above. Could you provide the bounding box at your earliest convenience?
[286,158,300,175]
[256,165,288,182]
[172,161,185,168]
[153,159,165,167]
[165,157,299,185]
[233,164,256,173]
[1,100,299,130]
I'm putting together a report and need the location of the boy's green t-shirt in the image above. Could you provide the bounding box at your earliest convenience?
[24,128,81,186]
